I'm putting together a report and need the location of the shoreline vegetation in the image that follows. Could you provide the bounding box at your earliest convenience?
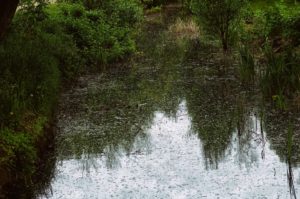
[0,0,299,197]
[0,0,143,196]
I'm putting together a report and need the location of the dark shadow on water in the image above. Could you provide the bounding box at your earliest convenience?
[287,158,297,199]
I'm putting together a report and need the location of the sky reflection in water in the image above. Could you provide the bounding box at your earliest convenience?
[42,101,300,199]
[40,11,300,199]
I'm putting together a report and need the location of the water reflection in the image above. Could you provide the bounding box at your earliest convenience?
[42,100,300,199]
[37,11,300,199]
[287,158,297,199]
[55,73,155,168]
[262,107,300,199]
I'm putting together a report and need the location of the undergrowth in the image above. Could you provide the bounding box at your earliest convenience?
[0,0,142,181]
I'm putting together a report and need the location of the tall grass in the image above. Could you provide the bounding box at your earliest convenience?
[261,46,300,98]
[238,1,300,104]
[238,45,255,84]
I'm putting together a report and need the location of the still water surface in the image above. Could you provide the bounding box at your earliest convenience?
[39,9,300,199]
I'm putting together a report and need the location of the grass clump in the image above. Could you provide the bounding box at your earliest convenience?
[168,18,199,39]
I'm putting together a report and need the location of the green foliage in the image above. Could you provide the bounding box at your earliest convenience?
[0,6,83,127]
[249,2,300,45]
[48,3,109,65]
[48,1,141,65]
[272,93,286,110]
[0,0,142,177]
[239,1,300,102]
[261,46,300,97]
[0,128,36,172]
[191,0,247,51]
[182,0,192,11]
[145,5,162,14]
[238,45,255,83]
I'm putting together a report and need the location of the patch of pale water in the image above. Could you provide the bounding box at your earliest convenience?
[40,101,300,199]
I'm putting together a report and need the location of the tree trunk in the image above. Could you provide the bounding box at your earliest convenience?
[0,0,19,40]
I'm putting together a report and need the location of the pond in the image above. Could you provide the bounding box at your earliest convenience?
[32,8,300,199]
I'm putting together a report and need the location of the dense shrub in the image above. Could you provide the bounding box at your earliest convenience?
[191,0,246,51]
[255,4,300,98]
[249,3,300,47]
[0,0,142,175]
[238,2,300,99]
[49,1,142,64]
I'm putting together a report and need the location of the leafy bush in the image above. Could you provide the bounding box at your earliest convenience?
[191,0,247,51]
[250,3,300,47]
[0,0,142,177]
[47,1,141,65]
[0,6,84,127]
[240,2,300,99]
[0,0,142,125]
